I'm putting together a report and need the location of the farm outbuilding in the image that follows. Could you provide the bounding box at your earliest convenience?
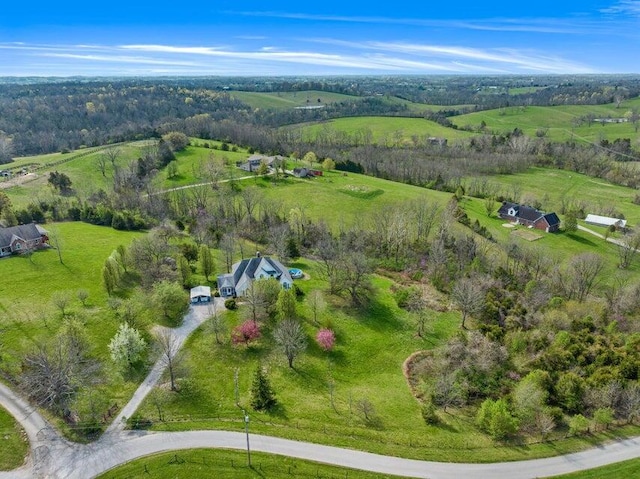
[584,214,627,229]
[190,285,211,304]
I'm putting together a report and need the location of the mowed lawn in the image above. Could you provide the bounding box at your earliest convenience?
[294,116,474,144]
[465,167,640,225]
[0,222,145,437]
[248,171,452,227]
[0,405,27,471]
[551,458,640,479]
[451,98,640,142]
[96,449,399,479]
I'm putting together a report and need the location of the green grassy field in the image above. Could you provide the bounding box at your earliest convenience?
[464,167,640,225]
[96,448,399,479]
[228,90,362,109]
[451,98,640,142]
[0,222,145,439]
[0,405,27,471]
[293,116,474,145]
[258,170,450,225]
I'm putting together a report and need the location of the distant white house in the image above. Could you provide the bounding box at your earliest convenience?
[217,255,292,298]
[584,214,627,229]
[190,285,211,304]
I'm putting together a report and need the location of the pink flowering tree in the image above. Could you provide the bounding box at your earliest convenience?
[316,328,336,352]
[232,320,261,346]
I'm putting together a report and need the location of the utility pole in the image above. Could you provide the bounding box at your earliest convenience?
[242,409,251,467]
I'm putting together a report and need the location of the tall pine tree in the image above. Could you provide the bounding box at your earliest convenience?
[250,366,276,411]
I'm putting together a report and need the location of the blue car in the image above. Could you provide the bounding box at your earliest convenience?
[289,268,304,279]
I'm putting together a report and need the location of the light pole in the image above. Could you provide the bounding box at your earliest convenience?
[242,409,251,467]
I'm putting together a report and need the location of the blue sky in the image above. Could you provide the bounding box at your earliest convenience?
[1,0,639,76]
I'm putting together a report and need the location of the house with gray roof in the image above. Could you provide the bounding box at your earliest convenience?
[217,254,293,298]
[497,202,560,233]
[0,223,49,257]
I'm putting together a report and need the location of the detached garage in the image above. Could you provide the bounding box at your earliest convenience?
[190,285,211,304]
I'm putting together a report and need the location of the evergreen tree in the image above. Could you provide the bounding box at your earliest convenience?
[250,366,276,411]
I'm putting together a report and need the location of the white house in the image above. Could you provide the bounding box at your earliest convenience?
[584,214,627,229]
[217,255,293,298]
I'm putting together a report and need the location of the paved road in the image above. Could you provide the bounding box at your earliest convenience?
[3,297,640,479]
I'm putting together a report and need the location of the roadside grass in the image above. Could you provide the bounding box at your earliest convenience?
[0,222,144,440]
[551,457,640,478]
[96,448,400,479]
[292,116,475,144]
[451,100,640,142]
[0,405,28,471]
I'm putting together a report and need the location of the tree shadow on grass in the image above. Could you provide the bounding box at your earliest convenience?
[352,298,403,333]
[567,233,597,247]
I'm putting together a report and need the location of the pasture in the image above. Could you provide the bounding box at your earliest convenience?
[228,90,361,110]
[451,98,640,143]
[293,116,475,144]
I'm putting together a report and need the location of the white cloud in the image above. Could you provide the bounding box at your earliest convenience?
[601,0,640,16]
[0,41,597,75]
[231,11,614,35]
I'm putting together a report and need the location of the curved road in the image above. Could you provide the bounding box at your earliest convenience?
[2,301,640,479]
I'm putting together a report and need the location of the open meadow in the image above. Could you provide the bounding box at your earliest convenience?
[451,98,640,143]
[293,116,475,145]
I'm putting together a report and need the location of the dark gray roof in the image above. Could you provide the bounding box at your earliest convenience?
[543,213,561,226]
[0,223,43,247]
[497,201,518,216]
[518,206,544,222]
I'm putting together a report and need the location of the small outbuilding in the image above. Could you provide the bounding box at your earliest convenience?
[190,285,211,304]
[584,214,627,229]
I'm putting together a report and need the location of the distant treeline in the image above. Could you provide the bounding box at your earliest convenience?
[2,75,640,159]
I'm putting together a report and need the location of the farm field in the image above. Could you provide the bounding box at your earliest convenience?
[0,405,27,470]
[293,116,475,144]
[241,170,451,227]
[228,90,362,109]
[96,448,397,479]
[451,98,640,143]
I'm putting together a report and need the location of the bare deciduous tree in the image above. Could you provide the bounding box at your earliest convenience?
[450,277,485,329]
[156,329,182,392]
[273,319,307,368]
